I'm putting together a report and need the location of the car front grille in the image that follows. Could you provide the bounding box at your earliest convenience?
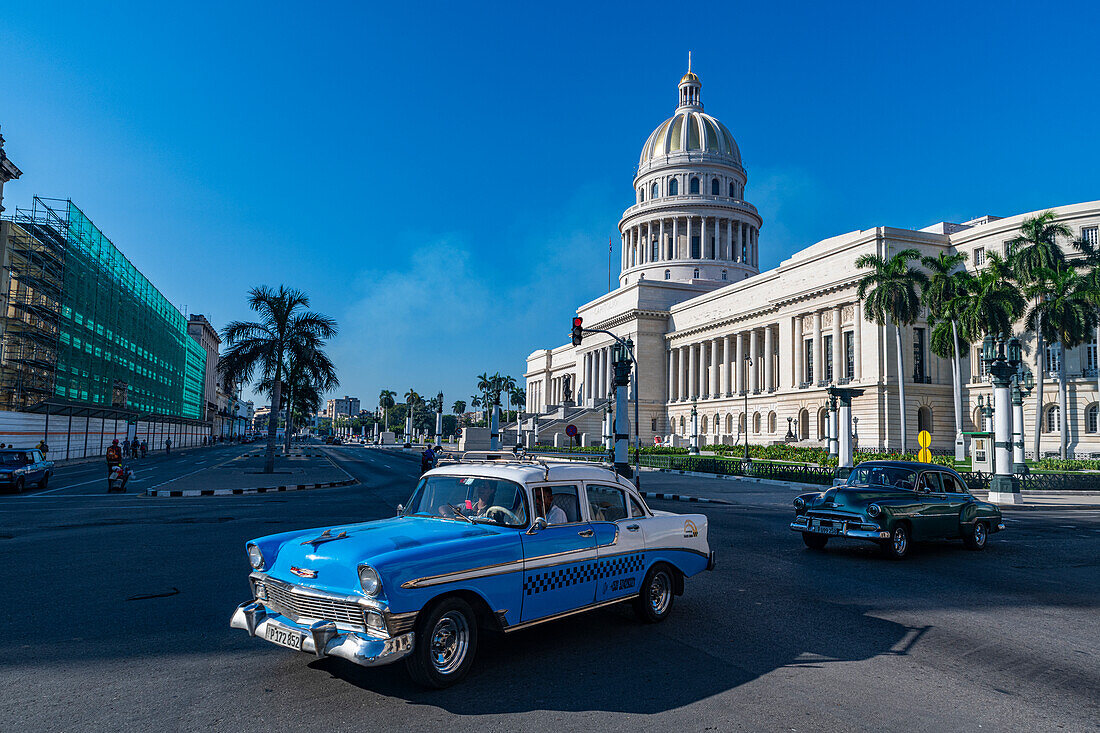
[257,578,366,628]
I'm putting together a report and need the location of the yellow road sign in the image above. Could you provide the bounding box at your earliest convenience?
[918,430,931,449]
[918,447,932,463]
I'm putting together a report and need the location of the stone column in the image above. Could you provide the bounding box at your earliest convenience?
[659,218,665,262]
[667,349,675,402]
[794,315,803,387]
[688,343,698,399]
[723,334,733,396]
[698,341,708,398]
[854,301,863,381]
[734,221,741,262]
[673,217,679,259]
[584,353,592,402]
[813,311,823,385]
[711,337,721,397]
[679,345,688,400]
[735,332,744,393]
[832,305,843,383]
[764,325,774,392]
[749,330,759,393]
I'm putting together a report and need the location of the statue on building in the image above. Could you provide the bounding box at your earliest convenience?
[562,375,574,406]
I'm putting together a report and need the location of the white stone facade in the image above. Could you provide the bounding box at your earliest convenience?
[523,69,1100,457]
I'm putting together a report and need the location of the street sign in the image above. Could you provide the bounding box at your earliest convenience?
[653,435,662,445]
[917,430,932,463]
[565,424,577,437]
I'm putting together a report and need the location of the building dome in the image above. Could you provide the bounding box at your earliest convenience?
[639,110,741,168]
[680,71,699,83]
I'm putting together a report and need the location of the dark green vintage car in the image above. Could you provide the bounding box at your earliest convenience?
[789,461,1005,559]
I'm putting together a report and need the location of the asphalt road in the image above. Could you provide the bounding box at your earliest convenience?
[0,443,1096,732]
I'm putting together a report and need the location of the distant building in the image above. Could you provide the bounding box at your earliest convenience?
[325,395,360,418]
[187,314,220,430]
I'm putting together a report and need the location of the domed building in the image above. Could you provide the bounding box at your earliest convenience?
[620,71,761,286]
[521,65,1100,459]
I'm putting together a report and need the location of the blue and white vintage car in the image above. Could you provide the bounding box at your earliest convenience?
[230,457,714,687]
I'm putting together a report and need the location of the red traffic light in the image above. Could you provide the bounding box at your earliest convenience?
[571,317,584,346]
[572,317,583,327]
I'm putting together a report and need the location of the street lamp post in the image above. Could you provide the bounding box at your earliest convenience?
[987,335,1022,504]
[1014,368,1034,474]
[742,354,752,464]
[610,341,632,477]
[690,400,700,455]
[828,386,865,468]
[827,395,839,459]
[435,391,443,445]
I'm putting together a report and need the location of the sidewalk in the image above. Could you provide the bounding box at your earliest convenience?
[143,451,356,497]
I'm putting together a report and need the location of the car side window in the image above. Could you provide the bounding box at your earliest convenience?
[629,496,647,518]
[942,473,967,493]
[919,472,943,493]
[586,484,629,522]
[33,451,43,462]
[533,484,582,524]
[25,452,35,463]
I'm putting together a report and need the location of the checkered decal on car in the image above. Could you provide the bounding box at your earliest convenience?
[524,553,645,596]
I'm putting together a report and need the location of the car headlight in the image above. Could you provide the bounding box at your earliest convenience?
[867,503,881,518]
[247,543,264,570]
[794,497,805,510]
[358,564,381,596]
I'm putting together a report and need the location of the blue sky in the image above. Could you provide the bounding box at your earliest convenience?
[2,1,1098,412]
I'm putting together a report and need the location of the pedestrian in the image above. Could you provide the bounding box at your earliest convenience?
[0,443,6,449]
[420,446,436,474]
[106,439,122,470]
[140,440,147,458]
[122,438,130,457]
[165,436,172,455]
[37,439,49,458]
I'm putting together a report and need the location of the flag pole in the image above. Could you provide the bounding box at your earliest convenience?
[608,236,612,292]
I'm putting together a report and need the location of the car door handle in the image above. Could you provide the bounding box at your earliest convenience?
[577,529,594,538]
[626,524,640,532]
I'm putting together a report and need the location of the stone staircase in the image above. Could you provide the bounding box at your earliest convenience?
[503,401,611,447]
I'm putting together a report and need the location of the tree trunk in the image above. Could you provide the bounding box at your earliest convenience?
[264,378,281,474]
[950,320,963,439]
[894,323,908,453]
[1034,318,1045,461]
[1059,341,1068,460]
[284,385,294,452]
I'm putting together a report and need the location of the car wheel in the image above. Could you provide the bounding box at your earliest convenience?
[37,473,49,490]
[405,597,478,689]
[15,478,25,494]
[802,532,828,550]
[634,563,675,623]
[879,523,910,559]
[963,521,988,551]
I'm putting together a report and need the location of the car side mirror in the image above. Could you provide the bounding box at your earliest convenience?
[526,517,547,535]
[396,503,405,516]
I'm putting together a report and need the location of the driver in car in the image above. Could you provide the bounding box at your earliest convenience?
[469,481,496,516]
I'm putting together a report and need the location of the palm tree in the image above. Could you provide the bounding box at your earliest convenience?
[921,251,970,447]
[262,342,338,451]
[856,248,929,453]
[219,285,337,473]
[469,394,482,425]
[475,373,492,423]
[957,253,1025,341]
[1009,212,1074,459]
[378,390,396,432]
[451,400,467,427]
[1025,267,1098,459]
[404,389,421,439]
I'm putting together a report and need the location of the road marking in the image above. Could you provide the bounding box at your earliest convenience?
[143,453,245,490]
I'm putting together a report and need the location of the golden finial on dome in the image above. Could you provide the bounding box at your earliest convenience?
[680,53,699,83]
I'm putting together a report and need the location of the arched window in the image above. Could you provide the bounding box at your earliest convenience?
[1045,405,1060,433]
[679,415,685,432]
[693,268,700,279]
[917,406,933,434]
[664,269,671,280]
[651,238,660,261]
[753,412,761,434]
[972,407,984,431]
[651,182,659,199]
[768,411,777,434]
[669,178,679,195]
[711,178,720,196]
[700,415,708,433]
[1088,404,1099,434]
[722,269,728,280]
[638,188,644,203]
[738,413,746,432]
[798,409,809,440]
[729,182,736,198]
[818,408,829,439]
[712,414,720,435]
[726,414,734,433]
[690,177,700,194]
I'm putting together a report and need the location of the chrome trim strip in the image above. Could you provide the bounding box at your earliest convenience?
[503,595,639,633]
[399,558,523,589]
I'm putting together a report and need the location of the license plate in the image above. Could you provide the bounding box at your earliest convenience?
[817,526,842,535]
[265,623,304,651]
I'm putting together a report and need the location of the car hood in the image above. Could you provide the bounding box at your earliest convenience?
[814,486,913,509]
[254,516,507,596]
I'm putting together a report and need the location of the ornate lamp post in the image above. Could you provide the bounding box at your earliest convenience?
[742,354,753,464]
[785,416,795,442]
[690,400,700,455]
[435,391,444,445]
[828,386,865,468]
[1014,364,1034,475]
[986,335,1022,504]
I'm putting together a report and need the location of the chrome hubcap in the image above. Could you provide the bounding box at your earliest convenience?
[649,571,671,615]
[429,612,469,675]
[975,523,985,544]
[893,527,907,554]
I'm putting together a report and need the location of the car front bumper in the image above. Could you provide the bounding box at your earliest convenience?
[230,601,414,667]
[789,515,890,540]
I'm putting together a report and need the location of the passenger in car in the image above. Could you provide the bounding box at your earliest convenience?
[536,487,567,525]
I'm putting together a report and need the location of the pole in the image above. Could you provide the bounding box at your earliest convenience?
[1012,383,1026,474]
[743,356,751,464]
[612,344,630,477]
[690,400,699,455]
[827,397,838,458]
[989,339,1021,504]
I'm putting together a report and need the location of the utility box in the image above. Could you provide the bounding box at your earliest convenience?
[968,431,993,472]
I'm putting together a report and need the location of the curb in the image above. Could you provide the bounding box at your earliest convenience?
[234,453,325,458]
[638,466,823,491]
[640,491,733,505]
[144,478,358,498]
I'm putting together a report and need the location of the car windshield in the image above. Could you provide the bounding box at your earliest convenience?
[405,475,529,528]
[0,453,27,466]
[846,465,917,490]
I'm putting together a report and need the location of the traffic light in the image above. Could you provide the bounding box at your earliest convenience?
[571,316,584,346]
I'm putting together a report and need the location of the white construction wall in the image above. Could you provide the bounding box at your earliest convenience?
[0,410,208,461]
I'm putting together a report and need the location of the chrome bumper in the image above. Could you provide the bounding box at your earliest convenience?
[230,601,414,667]
[790,515,890,540]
